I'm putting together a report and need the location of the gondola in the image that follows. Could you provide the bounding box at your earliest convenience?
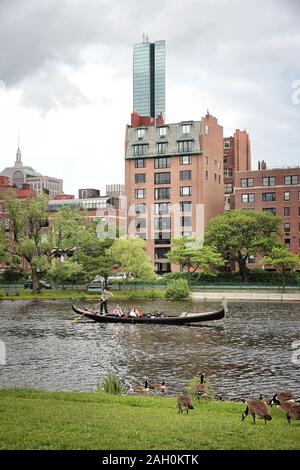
[72,302,226,325]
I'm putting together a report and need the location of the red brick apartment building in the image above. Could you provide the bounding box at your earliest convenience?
[235,164,300,255]
[223,129,251,210]
[125,111,224,273]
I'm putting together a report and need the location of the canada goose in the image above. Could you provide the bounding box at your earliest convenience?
[177,395,194,414]
[270,397,300,424]
[287,403,300,425]
[242,399,272,425]
[271,392,295,404]
[149,380,166,392]
[259,393,273,405]
[195,373,208,398]
[128,379,150,393]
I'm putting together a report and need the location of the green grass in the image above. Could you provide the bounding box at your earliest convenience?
[0,389,299,450]
[0,288,165,301]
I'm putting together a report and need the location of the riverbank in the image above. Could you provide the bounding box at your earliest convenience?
[1,287,299,302]
[0,388,298,450]
[192,291,300,302]
[0,288,165,301]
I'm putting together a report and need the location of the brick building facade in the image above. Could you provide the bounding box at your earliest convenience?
[125,111,224,273]
[234,164,300,255]
[223,129,251,210]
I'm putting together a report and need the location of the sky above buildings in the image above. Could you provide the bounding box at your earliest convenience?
[0,0,299,195]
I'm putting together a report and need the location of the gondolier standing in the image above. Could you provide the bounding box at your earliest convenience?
[100,288,113,314]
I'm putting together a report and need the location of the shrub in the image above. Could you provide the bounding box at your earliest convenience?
[165,279,190,300]
[99,371,123,395]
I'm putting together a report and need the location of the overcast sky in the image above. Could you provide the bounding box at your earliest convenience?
[0,0,299,195]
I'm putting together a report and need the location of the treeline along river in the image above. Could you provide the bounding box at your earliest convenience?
[0,300,299,400]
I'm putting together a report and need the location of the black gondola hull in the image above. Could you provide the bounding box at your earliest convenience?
[72,304,225,324]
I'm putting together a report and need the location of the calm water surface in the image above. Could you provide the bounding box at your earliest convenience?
[0,300,299,400]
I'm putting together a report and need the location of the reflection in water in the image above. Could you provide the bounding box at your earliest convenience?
[0,300,299,400]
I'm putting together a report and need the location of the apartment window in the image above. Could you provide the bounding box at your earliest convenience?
[218,175,221,184]
[133,144,148,156]
[180,186,191,196]
[262,192,276,202]
[155,262,171,272]
[159,127,167,138]
[154,172,171,184]
[154,232,171,244]
[224,168,232,177]
[181,231,192,237]
[205,170,208,180]
[135,204,146,214]
[135,158,145,168]
[180,170,191,181]
[205,156,208,165]
[263,207,276,215]
[224,184,233,194]
[284,192,290,201]
[136,128,145,139]
[241,194,255,203]
[180,155,191,165]
[284,223,290,233]
[135,173,146,184]
[224,140,230,149]
[135,189,146,199]
[155,247,170,259]
[154,188,170,200]
[180,201,192,212]
[262,176,276,186]
[177,140,193,152]
[285,238,290,248]
[284,207,290,216]
[205,125,209,135]
[155,217,171,230]
[241,178,254,188]
[154,157,170,169]
[214,173,217,182]
[224,157,227,164]
[181,124,191,134]
[181,216,192,227]
[135,219,146,229]
[284,175,299,185]
[154,203,170,215]
[157,142,168,154]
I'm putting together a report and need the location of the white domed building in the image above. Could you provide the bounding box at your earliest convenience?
[0,147,63,197]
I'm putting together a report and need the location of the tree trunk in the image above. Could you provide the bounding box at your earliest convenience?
[281,269,286,293]
[238,257,249,282]
[187,266,191,288]
[31,268,41,293]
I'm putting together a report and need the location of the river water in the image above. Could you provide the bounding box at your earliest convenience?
[0,300,299,400]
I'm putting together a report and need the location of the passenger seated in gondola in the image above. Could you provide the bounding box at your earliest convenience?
[112,305,123,316]
[129,308,137,317]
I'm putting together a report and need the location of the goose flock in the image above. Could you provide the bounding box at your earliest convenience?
[128,373,299,425]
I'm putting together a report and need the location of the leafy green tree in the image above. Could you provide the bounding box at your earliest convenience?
[205,210,281,281]
[0,194,94,292]
[107,237,155,280]
[47,259,83,289]
[166,237,224,287]
[73,227,116,287]
[262,246,300,292]
[0,193,50,292]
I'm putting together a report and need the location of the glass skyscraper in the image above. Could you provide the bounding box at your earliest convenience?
[133,39,165,119]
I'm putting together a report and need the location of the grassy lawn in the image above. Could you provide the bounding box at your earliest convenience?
[0,389,299,450]
[0,288,165,301]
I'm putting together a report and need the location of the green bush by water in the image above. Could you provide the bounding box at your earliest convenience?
[99,372,123,395]
[165,279,190,299]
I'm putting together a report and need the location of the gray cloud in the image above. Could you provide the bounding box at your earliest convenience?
[0,0,299,167]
